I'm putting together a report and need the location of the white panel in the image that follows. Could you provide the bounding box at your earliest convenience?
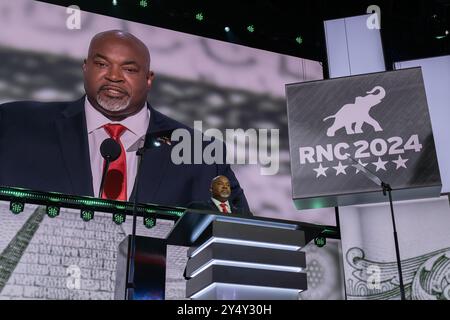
[325,14,385,78]
[395,56,450,194]
[345,15,386,75]
[324,19,351,77]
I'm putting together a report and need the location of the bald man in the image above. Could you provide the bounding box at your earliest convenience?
[187,175,252,216]
[0,30,249,211]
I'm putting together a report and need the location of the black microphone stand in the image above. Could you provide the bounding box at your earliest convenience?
[123,131,171,299]
[347,155,406,300]
[98,160,111,198]
[381,182,406,300]
[125,146,145,300]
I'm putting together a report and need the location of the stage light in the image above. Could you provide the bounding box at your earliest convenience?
[112,0,118,6]
[81,209,94,222]
[139,0,148,8]
[143,215,156,229]
[113,212,126,225]
[10,201,24,214]
[436,30,449,39]
[46,205,60,218]
[224,26,230,32]
[247,25,255,33]
[195,12,204,21]
[295,36,303,45]
[314,236,326,248]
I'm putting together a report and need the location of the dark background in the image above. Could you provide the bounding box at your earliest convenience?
[39,0,450,76]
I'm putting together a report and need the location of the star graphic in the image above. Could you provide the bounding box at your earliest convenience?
[392,155,408,169]
[372,157,388,172]
[354,159,368,174]
[313,164,328,178]
[333,161,348,176]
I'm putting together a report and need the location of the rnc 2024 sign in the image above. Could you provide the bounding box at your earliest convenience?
[286,68,441,209]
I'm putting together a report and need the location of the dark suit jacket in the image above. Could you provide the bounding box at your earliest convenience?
[187,199,253,217]
[0,97,249,210]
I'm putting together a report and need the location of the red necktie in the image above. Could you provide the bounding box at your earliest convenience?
[102,124,127,201]
[219,203,228,213]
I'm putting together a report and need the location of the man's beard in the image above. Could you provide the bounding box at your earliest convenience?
[220,191,231,198]
[96,92,131,112]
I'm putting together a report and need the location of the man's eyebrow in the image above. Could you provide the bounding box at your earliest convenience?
[122,60,139,66]
[93,53,108,61]
[92,54,139,67]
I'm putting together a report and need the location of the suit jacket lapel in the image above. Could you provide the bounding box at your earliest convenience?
[207,199,219,212]
[55,97,94,197]
[133,106,181,204]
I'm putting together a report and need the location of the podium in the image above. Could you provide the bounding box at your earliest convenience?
[0,186,337,300]
[166,209,324,300]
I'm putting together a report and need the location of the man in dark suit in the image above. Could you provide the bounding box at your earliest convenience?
[0,30,249,211]
[187,175,252,216]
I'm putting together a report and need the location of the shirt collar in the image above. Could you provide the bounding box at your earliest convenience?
[211,197,230,208]
[84,96,150,138]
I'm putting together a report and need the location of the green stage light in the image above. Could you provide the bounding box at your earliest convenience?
[81,209,94,222]
[314,236,326,248]
[247,25,255,33]
[139,0,148,8]
[224,26,230,32]
[295,36,303,45]
[143,215,156,229]
[10,201,25,214]
[46,205,60,218]
[113,212,126,225]
[112,0,118,6]
[195,12,204,21]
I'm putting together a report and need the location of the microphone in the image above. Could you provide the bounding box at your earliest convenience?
[98,138,121,198]
[344,153,383,187]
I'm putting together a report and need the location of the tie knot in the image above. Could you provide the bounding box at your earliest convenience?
[104,123,127,140]
[219,202,228,213]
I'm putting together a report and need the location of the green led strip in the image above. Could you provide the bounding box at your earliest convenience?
[0,186,184,219]
[1,186,337,238]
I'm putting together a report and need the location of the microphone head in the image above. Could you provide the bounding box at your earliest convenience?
[100,138,121,162]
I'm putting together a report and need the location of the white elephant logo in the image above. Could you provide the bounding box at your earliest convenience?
[323,86,386,137]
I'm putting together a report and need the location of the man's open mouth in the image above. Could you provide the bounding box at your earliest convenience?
[100,86,128,97]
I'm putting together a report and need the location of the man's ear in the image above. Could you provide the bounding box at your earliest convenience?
[147,70,155,88]
[82,59,87,72]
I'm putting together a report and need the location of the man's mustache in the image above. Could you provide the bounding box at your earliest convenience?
[99,85,129,96]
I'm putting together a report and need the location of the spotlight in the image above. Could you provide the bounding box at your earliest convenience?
[143,214,157,229]
[139,0,148,8]
[436,30,449,39]
[80,209,94,222]
[314,236,326,248]
[295,36,303,45]
[195,12,204,21]
[112,0,118,6]
[10,201,25,214]
[247,25,255,33]
[46,205,60,218]
[224,26,230,32]
[113,212,126,225]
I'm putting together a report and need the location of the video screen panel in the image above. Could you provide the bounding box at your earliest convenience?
[0,0,335,225]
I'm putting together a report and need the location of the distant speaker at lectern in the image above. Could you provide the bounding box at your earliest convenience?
[187,175,252,217]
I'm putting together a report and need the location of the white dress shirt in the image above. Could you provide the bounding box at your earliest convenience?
[211,198,231,213]
[84,97,150,200]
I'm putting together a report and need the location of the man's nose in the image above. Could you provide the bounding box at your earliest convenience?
[105,65,124,82]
